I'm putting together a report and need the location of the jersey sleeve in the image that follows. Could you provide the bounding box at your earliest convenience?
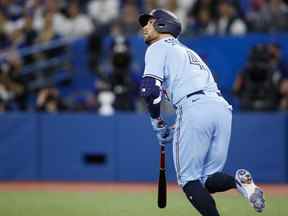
[143,43,167,82]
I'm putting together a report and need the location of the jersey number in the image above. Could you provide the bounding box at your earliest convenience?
[186,50,205,70]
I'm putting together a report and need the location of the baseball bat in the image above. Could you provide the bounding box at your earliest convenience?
[157,143,167,208]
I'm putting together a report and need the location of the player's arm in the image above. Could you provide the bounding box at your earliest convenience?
[140,76,173,144]
[142,43,166,119]
[140,76,162,119]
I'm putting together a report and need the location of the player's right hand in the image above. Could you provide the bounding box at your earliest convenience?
[150,118,173,144]
[158,126,174,144]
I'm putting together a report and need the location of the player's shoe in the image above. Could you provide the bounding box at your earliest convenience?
[235,169,265,213]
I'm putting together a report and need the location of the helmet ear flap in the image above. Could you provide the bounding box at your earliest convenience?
[153,20,159,32]
[153,19,166,33]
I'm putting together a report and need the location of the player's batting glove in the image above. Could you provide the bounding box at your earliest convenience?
[150,118,173,145]
[158,126,174,144]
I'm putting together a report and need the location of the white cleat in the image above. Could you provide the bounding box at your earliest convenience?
[235,169,265,213]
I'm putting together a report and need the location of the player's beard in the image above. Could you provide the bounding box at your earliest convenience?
[144,38,152,45]
[144,34,158,45]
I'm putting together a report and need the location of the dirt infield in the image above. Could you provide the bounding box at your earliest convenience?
[0,182,287,195]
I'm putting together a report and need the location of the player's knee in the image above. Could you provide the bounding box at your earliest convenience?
[183,180,219,216]
[183,181,216,206]
[205,172,237,194]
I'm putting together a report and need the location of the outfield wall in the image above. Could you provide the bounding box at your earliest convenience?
[0,113,287,183]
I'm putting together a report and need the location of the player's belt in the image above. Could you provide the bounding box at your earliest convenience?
[186,90,222,98]
[186,90,205,98]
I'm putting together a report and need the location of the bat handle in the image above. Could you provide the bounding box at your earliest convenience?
[158,143,167,208]
[160,144,165,170]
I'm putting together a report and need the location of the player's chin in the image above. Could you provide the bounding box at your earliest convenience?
[144,37,151,45]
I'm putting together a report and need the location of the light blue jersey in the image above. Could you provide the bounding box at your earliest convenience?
[143,36,232,187]
[143,37,219,105]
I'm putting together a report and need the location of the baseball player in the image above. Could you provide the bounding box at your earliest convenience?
[138,9,265,216]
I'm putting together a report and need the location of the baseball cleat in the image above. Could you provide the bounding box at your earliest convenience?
[235,169,265,213]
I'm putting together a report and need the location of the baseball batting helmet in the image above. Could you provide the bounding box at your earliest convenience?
[138,9,182,38]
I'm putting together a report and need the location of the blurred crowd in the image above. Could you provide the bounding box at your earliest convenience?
[233,42,288,111]
[0,0,288,114]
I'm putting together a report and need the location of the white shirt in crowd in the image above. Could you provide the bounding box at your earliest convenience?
[87,0,119,25]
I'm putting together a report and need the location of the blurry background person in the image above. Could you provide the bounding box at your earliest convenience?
[87,0,119,35]
[107,36,139,111]
[36,86,66,112]
[32,0,67,37]
[60,1,94,38]
[268,43,288,110]
[184,6,216,36]
[0,51,28,111]
[95,35,140,112]
[247,0,288,32]
[114,2,140,36]
[214,0,247,35]
[233,44,282,111]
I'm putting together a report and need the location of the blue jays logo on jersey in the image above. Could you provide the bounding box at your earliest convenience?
[164,38,177,45]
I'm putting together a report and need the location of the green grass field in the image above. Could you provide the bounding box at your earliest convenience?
[0,191,287,216]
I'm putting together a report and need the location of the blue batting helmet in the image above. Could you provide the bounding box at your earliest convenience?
[138,9,182,38]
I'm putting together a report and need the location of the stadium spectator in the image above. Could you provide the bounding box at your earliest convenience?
[184,0,219,35]
[94,35,140,112]
[107,36,139,111]
[0,52,28,111]
[0,98,7,112]
[7,59,28,111]
[60,1,94,38]
[34,11,64,70]
[0,0,24,21]
[0,12,12,51]
[22,13,38,47]
[87,31,103,77]
[0,80,11,111]
[27,12,67,92]
[114,2,140,36]
[32,0,68,37]
[233,44,281,111]
[0,10,21,35]
[247,0,288,32]
[188,0,219,22]
[214,0,247,35]
[184,7,216,36]
[268,43,288,110]
[21,13,38,65]
[36,86,66,112]
[87,0,119,35]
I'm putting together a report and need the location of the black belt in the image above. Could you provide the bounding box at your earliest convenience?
[186,90,205,98]
[186,90,222,98]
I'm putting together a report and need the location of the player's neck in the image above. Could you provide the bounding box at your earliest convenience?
[151,34,174,44]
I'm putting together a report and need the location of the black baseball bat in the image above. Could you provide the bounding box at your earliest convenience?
[157,143,167,208]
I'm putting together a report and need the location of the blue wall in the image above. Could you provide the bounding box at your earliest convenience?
[0,113,287,183]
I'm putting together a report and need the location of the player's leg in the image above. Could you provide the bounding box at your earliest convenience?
[235,169,265,212]
[205,170,265,212]
[183,180,220,216]
[173,104,220,216]
[201,102,234,193]
[205,172,236,193]
[200,102,265,212]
